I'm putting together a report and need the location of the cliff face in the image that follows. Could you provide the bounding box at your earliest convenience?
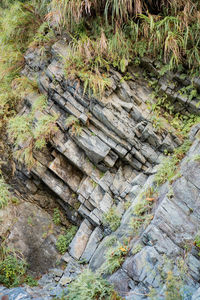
[0,39,200,299]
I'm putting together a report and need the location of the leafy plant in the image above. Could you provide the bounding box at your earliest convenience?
[129,188,156,235]
[66,268,121,300]
[165,271,183,300]
[56,226,77,254]
[8,112,58,168]
[155,139,192,186]
[102,207,121,232]
[194,234,200,256]
[65,115,83,136]
[25,275,38,287]
[0,250,27,288]
[100,242,129,275]
[53,208,61,225]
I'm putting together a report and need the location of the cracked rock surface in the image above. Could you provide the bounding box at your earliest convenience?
[0,40,200,299]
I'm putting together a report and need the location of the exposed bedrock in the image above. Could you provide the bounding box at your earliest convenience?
[1,40,200,299]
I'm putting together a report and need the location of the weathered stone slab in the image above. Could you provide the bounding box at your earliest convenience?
[141,144,159,164]
[78,204,91,218]
[81,227,103,262]
[98,171,114,192]
[48,154,83,192]
[125,153,143,170]
[123,246,162,287]
[142,224,181,257]
[92,104,136,143]
[152,196,198,246]
[72,129,111,164]
[99,193,113,213]
[104,150,118,167]
[62,139,101,181]
[108,269,133,296]
[172,176,200,218]
[90,115,131,151]
[69,219,93,259]
[77,176,95,200]
[90,185,105,207]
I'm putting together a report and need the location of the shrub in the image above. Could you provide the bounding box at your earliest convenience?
[8,112,58,168]
[155,139,192,186]
[100,242,129,275]
[53,208,61,225]
[25,275,38,287]
[66,268,121,300]
[0,252,27,287]
[165,271,183,300]
[56,226,77,254]
[102,207,121,232]
[129,187,156,235]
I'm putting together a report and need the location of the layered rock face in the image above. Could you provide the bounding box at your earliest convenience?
[1,39,200,299]
[18,40,183,231]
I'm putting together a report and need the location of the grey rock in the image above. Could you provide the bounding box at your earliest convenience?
[0,287,31,300]
[81,227,103,262]
[152,196,198,246]
[123,246,162,286]
[109,269,133,296]
[141,144,159,164]
[89,236,113,271]
[49,268,64,278]
[69,219,93,259]
[98,171,114,191]
[72,129,111,164]
[141,123,162,148]
[90,185,105,207]
[172,176,200,218]
[187,254,200,281]
[78,204,91,218]
[125,153,143,170]
[99,193,113,213]
[130,173,148,186]
[192,287,200,300]
[77,177,95,200]
[61,252,72,263]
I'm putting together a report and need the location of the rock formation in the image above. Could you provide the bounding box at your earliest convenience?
[0,39,200,299]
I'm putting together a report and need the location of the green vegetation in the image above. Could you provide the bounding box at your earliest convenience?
[25,275,38,287]
[194,234,200,256]
[150,258,187,300]
[0,177,12,209]
[0,246,38,287]
[65,115,83,136]
[65,268,121,300]
[129,187,156,235]
[155,139,192,185]
[0,0,57,169]
[48,0,200,96]
[102,207,121,232]
[53,208,61,225]
[56,225,77,254]
[131,243,143,255]
[100,241,129,275]
[0,247,27,288]
[8,108,58,168]
[165,271,183,300]
[0,0,199,172]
